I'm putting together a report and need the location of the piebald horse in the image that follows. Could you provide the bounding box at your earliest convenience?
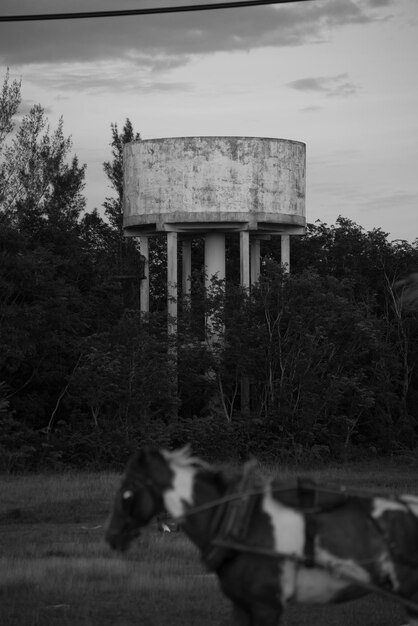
[106,446,418,626]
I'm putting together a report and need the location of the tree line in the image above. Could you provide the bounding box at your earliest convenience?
[1,70,418,471]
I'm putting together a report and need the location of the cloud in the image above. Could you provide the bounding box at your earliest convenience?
[365,0,393,8]
[16,99,36,116]
[287,73,358,97]
[14,99,53,117]
[300,105,322,112]
[25,61,193,94]
[289,77,331,93]
[0,0,394,67]
[361,191,418,213]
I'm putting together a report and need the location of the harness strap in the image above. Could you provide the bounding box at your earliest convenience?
[203,460,263,571]
[297,479,317,567]
[202,491,235,571]
[367,496,418,569]
[168,477,418,580]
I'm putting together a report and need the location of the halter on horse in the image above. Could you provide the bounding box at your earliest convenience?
[106,446,418,626]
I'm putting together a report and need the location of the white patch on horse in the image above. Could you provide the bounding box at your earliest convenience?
[280,559,298,602]
[315,541,371,585]
[294,566,358,603]
[371,497,406,518]
[376,551,399,591]
[262,483,305,556]
[399,494,418,518]
[280,554,368,605]
[161,448,198,519]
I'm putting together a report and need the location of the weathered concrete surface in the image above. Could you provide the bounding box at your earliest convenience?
[123,136,305,235]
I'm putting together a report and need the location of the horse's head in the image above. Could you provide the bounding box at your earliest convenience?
[106,446,174,551]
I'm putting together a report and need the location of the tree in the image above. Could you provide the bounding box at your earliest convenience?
[103,119,140,235]
[284,217,418,310]
[101,119,146,308]
[0,103,86,231]
[102,119,170,310]
[0,69,21,151]
[0,72,94,430]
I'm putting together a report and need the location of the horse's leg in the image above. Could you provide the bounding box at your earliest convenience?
[250,600,284,626]
[404,592,418,626]
[231,600,252,626]
[230,597,283,625]
[404,612,418,626]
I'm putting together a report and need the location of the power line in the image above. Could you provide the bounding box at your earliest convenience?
[0,0,315,22]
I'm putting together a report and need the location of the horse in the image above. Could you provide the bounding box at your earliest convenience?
[106,445,418,626]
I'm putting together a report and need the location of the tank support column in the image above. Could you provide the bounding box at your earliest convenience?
[240,231,251,416]
[182,238,192,298]
[281,234,290,272]
[204,232,225,340]
[140,236,149,314]
[250,238,261,285]
[205,232,225,287]
[167,232,178,336]
[167,232,179,418]
[240,231,250,288]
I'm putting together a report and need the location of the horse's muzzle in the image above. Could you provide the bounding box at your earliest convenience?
[105,528,140,552]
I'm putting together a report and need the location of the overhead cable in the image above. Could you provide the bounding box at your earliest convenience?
[0,0,315,22]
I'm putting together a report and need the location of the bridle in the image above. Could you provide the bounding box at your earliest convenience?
[120,475,165,524]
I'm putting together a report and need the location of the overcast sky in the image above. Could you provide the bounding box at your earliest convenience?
[1,0,417,241]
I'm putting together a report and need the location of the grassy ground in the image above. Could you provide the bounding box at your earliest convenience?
[0,461,417,625]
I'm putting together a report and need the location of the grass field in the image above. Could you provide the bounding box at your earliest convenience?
[1,461,418,625]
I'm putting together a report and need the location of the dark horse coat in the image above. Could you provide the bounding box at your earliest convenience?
[106,446,418,626]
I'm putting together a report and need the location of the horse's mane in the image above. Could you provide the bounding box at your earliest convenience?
[205,458,266,493]
[163,447,266,493]
[162,445,210,470]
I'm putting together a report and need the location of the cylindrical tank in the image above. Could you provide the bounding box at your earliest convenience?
[123,136,305,234]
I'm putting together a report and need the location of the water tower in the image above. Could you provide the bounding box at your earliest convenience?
[123,136,306,326]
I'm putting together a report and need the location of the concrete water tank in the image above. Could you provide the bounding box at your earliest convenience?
[123,136,306,320]
[123,136,306,235]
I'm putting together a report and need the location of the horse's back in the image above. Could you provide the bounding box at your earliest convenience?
[369,494,418,595]
[271,478,349,511]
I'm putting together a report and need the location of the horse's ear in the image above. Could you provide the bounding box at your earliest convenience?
[127,447,157,474]
[135,446,154,467]
[132,447,173,486]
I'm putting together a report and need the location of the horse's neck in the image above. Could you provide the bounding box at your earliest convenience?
[180,469,226,551]
[161,462,198,519]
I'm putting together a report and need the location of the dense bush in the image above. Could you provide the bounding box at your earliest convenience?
[3,218,418,470]
[2,73,418,470]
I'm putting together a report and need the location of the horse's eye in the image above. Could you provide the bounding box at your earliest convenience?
[121,489,136,514]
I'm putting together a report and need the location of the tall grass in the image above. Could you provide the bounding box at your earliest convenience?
[0,463,416,625]
[0,471,229,626]
[263,459,418,493]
